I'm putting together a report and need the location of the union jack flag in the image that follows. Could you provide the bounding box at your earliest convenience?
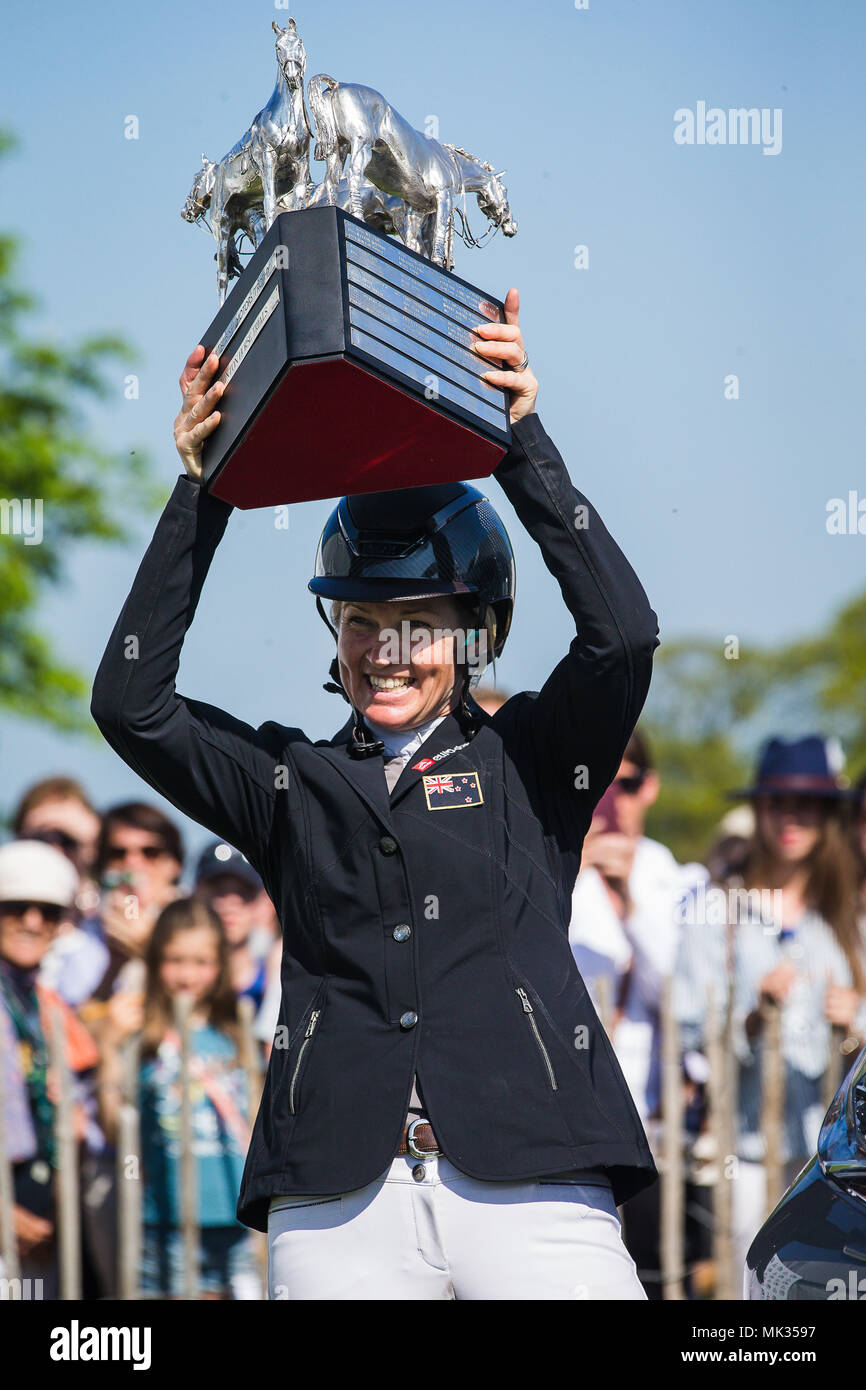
[424,776,454,795]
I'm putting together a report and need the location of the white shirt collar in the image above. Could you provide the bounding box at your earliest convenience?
[365,711,448,762]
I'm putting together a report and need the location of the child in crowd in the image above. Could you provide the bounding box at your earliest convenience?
[99,898,260,1298]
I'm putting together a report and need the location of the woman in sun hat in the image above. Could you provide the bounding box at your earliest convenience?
[92,288,661,1299]
[0,839,99,1294]
[675,734,866,1279]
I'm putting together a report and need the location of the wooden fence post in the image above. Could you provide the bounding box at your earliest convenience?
[50,1008,81,1300]
[706,982,738,1299]
[174,995,200,1300]
[821,1024,846,1113]
[0,1041,20,1286]
[116,1033,142,1300]
[760,999,785,1219]
[237,996,267,1293]
[660,978,685,1299]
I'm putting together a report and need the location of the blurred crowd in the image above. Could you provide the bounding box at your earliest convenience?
[2,701,866,1300]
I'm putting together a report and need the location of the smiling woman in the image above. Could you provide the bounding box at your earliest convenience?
[326,595,498,732]
[92,289,662,1300]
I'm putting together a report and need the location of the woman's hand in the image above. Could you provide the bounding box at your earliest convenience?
[474,287,539,424]
[173,345,225,481]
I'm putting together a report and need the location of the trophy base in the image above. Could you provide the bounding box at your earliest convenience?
[197,207,511,508]
[208,356,506,509]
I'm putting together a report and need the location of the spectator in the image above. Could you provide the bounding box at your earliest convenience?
[568,726,687,1296]
[72,801,185,1297]
[849,770,866,915]
[12,777,110,1010]
[193,841,270,1009]
[13,776,102,889]
[83,802,185,1017]
[675,735,866,1279]
[0,841,99,1297]
[98,898,260,1299]
[569,727,684,1119]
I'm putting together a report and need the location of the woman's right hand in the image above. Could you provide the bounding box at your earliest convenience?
[173,345,225,481]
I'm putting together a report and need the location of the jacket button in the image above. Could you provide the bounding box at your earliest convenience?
[400,1010,418,1029]
[379,836,398,855]
[392,924,411,942]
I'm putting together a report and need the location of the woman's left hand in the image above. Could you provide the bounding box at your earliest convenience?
[474,287,539,424]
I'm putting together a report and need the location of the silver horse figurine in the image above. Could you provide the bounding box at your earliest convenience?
[181,154,268,284]
[184,19,314,301]
[307,75,517,269]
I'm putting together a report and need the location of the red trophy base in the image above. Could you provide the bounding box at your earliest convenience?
[208,358,506,509]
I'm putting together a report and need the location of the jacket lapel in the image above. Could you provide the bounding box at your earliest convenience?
[388,705,489,808]
[314,715,393,827]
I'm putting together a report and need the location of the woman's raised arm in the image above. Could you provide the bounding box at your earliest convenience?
[90,347,285,867]
[474,296,659,856]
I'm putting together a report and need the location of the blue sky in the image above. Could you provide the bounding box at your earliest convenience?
[2,0,864,862]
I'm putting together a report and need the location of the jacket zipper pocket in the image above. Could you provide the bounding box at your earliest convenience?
[289,1008,321,1115]
[516,987,558,1091]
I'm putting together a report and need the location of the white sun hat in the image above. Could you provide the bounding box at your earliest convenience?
[0,839,79,909]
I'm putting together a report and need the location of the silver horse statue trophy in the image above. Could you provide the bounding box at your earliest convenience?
[182,19,313,302]
[183,21,517,295]
[306,74,517,269]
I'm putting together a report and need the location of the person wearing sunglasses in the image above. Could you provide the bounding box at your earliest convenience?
[12,776,102,884]
[81,805,184,1042]
[90,802,185,983]
[194,841,270,1008]
[0,840,99,1296]
[568,726,688,1297]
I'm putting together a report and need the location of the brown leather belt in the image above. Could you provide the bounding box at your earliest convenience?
[395,1121,612,1191]
[396,1119,441,1158]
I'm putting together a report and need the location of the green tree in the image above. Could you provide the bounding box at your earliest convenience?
[0,130,160,730]
[643,601,866,864]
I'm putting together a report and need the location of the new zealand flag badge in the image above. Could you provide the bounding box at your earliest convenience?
[422,771,483,811]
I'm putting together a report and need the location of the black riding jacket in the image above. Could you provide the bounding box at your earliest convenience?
[91,412,660,1232]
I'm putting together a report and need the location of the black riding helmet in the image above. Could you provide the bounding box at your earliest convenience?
[309,483,516,735]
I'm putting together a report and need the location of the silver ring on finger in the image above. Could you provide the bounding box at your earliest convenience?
[516,350,529,371]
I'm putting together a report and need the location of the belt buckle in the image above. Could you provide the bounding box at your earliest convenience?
[406,1117,441,1160]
